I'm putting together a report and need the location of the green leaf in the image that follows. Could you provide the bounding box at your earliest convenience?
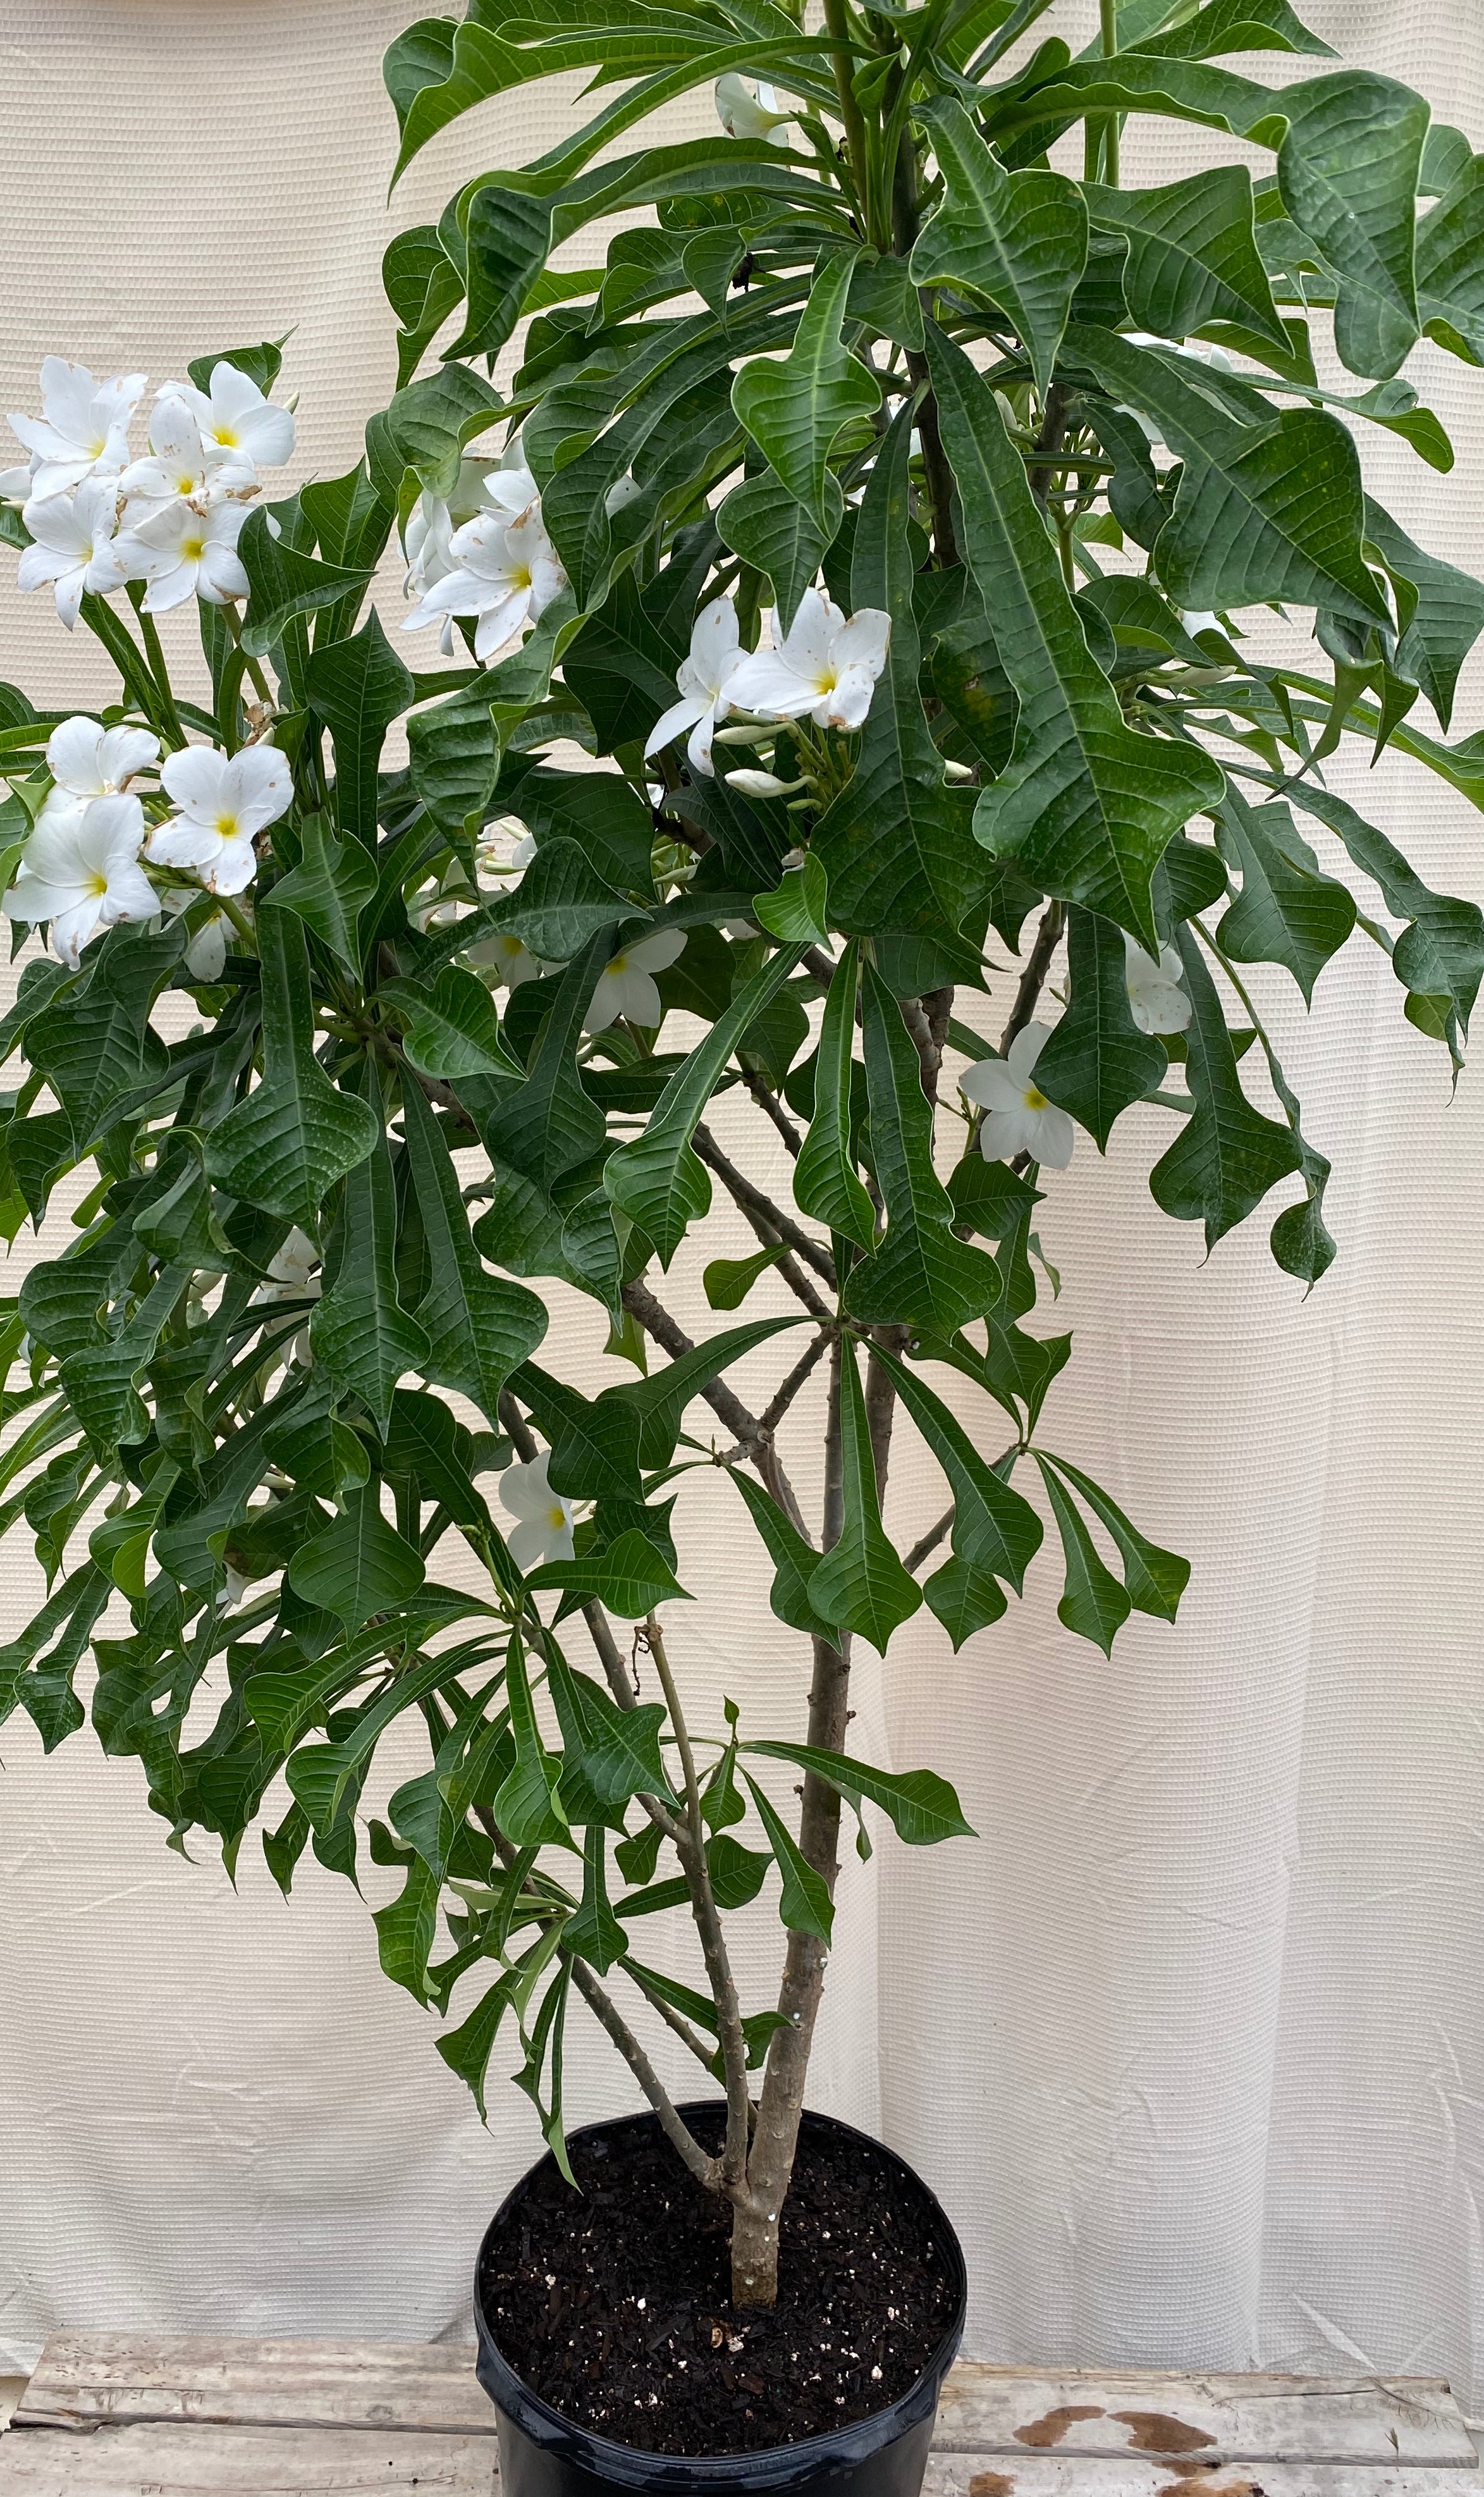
[438,1974,517,2118]
[373,1853,440,2002]
[603,1314,805,1468]
[544,1646,669,1813]
[746,1741,974,1846]
[911,99,1088,395]
[392,964,524,1087]
[869,1345,1043,1593]
[309,1079,431,1436]
[25,921,176,1150]
[923,1554,1009,1650]
[1416,156,1484,363]
[365,361,508,503]
[510,1360,642,1503]
[793,940,875,1252]
[494,1629,568,1846]
[604,942,806,1264]
[504,765,656,899]
[187,339,285,395]
[731,253,881,531]
[400,1075,548,1421]
[1277,72,1426,378]
[724,1467,836,1643]
[238,506,374,663]
[1082,164,1287,350]
[526,1527,690,1615]
[1131,0,1335,59]
[1036,1458,1131,1655]
[1148,925,1303,1249]
[1215,789,1356,1002]
[482,933,610,1194]
[843,966,1002,1333]
[1067,328,1392,631]
[261,812,377,975]
[807,1340,921,1656]
[564,1825,627,1973]
[305,610,415,847]
[1363,496,1484,733]
[742,1771,833,1942]
[384,1387,493,1534]
[751,853,830,946]
[813,406,983,949]
[1034,908,1168,1151]
[458,183,558,362]
[287,1485,426,1631]
[924,324,1222,954]
[1039,1453,1191,1622]
[408,682,501,832]
[59,1268,184,1462]
[704,1243,787,1310]
[717,471,844,632]
[1274,774,1484,1040]
[454,842,632,968]
[205,913,379,1225]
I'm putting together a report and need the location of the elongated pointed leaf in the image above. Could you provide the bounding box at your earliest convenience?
[1082,165,1287,349]
[742,1771,833,1941]
[1034,908,1168,1151]
[1148,926,1303,1247]
[238,506,375,662]
[510,1360,642,1502]
[925,324,1222,954]
[1416,156,1484,361]
[807,1340,921,1656]
[527,1527,690,1616]
[717,471,844,634]
[843,966,1003,1333]
[262,813,377,975]
[1036,1458,1131,1655]
[484,932,610,1195]
[305,611,415,847]
[1277,73,1426,378]
[747,1741,974,1846]
[603,1314,805,1470]
[869,1345,1043,1593]
[1215,789,1356,1002]
[732,254,880,531]
[1038,1453,1190,1621]
[725,1467,835,1643]
[401,1076,547,1422]
[794,940,875,1250]
[911,99,1088,395]
[1363,497,1484,733]
[603,943,807,1264]
[288,1484,426,1632]
[309,1080,431,1435]
[408,682,501,832]
[1275,774,1484,1041]
[205,912,379,1225]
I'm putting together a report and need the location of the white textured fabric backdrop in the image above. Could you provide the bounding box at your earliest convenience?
[1,0,1483,2414]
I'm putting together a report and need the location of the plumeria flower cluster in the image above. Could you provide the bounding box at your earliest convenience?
[2,713,292,966]
[402,435,567,662]
[3,355,295,627]
[959,946,1191,1171]
[644,587,891,780]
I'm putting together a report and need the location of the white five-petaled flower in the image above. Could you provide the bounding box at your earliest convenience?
[1124,936,1192,1036]
[115,495,249,610]
[644,596,745,779]
[145,743,291,896]
[156,362,295,471]
[2,792,158,966]
[45,714,159,801]
[726,589,890,731]
[402,505,567,662]
[501,1450,576,1573]
[475,816,536,881]
[258,1227,321,1304]
[16,479,131,628]
[401,457,496,600]
[585,927,687,1032]
[714,72,792,143]
[161,889,231,981]
[7,358,145,498]
[119,398,251,515]
[959,1024,1076,1170]
[469,928,546,989]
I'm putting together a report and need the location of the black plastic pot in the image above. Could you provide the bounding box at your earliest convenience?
[474,2102,967,2497]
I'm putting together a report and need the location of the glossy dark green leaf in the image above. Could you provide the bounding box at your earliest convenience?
[742,1770,833,1942]
[309,1082,431,1436]
[1416,156,1484,362]
[717,471,844,633]
[261,813,377,975]
[510,1360,642,1503]
[287,1485,426,1631]
[793,940,875,1251]
[1275,774,1484,1045]
[1363,496,1484,733]
[923,1554,1009,1650]
[807,1340,921,1656]
[925,324,1222,954]
[1082,165,1287,349]
[526,1527,689,1615]
[238,507,374,663]
[747,1741,973,1846]
[911,99,1088,395]
[1036,1458,1131,1655]
[564,1825,627,1973]
[869,1345,1043,1594]
[603,1314,804,1470]
[453,842,632,968]
[725,1467,835,1643]
[732,254,880,531]
[305,611,415,848]
[1277,72,1426,377]
[1038,1452,1190,1620]
[703,1243,787,1309]
[384,1388,493,1534]
[1035,908,1168,1150]
[205,913,379,1225]
[25,920,176,1150]
[408,683,501,832]
[393,964,524,1087]
[401,1075,548,1422]
[1215,789,1356,1002]
[1148,926,1303,1248]
[482,932,610,1193]
[365,361,507,502]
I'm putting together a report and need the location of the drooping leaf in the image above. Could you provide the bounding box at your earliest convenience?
[391,964,524,1088]
[238,506,374,664]
[717,471,844,634]
[408,682,501,832]
[742,1771,833,1942]
[924,323,1223,954]
[746,1741,974,1846]
[1215,788,1356,1002]
[1082,164,1288,349]
[806,1340,921,1656]
[205,912,379,1225]
[911,99,1088,395]
[261,812,377,975]
[1148,925,1304,1248]
[793,939,876,1251]
[731,252,881,531]
[309,1076,431,1436]
[603,1314,804,1470]
[1038,1452,1190,1620]
[482,932,611,1195]
[869,1345,1043,1594]
[287,1485,426,1632]
[725,1467,836,1644]
[400,1075,548,1422]
[1363,496,1484,733]
[1034,908,1168,1150]
[1036,1457,1131,1655]
[1276,71,1426,378]
[526,1527,690,1615]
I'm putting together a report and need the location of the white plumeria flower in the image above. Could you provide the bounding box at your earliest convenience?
[475,816,536,880]
[16,479,132,629]
[501,1450,576,1572]
[959,1023,1075,1169]
[156,362,294,470]
[726,588,891,731]
[145,743,291,896]
[120,398,254,515]
[7,359,144,498]
[46,715,159,800]
[161,889,230,981]
[1124,937,1192,1036]
[116,495,249,610]
[715,72,792,143]
[2,792,157,966]
[0,464,32,503]
[469,928,546,988]
[586,927,687,1032]
[402,457,494,596]
[258,1226,321,1304]
[402,505,567,662]
[483,462,541,527]
[644,596,745,779]
[408,874,475,933]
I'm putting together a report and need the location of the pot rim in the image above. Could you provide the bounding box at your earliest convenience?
[473,2100,967,2489]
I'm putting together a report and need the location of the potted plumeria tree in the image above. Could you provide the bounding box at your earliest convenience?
[3,0,1483,2483]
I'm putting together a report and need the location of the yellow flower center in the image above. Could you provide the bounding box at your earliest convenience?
[214,811,240,841]
[545,1505,567,1532]
[606,952,629,977]
[87,870,109,897]
[173,469,197,493]
[212,424,239,447]
[1023,1085,1047,1110]
[87,433,107,459]
[182,533,207,561]
[512,564,533,591]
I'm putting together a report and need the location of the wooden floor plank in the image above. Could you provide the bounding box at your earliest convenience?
[12,2337,495,2437]
[924,2463,1477,2497]
[935,2372,1476,2469]
[0,2420,496,2496]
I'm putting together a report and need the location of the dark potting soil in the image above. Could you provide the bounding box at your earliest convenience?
[477,2109,957,2457]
